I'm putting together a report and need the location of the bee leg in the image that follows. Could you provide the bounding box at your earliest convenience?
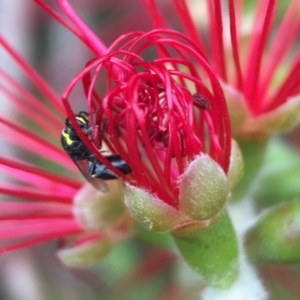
[88,158,99,177]
[94,165,118,180]
[99,168,118,180]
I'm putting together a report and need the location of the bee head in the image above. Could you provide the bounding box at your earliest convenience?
[64,112,92,136]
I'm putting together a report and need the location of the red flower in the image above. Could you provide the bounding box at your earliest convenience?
[63,29,231,208]
[143,0,300,135]
[0,0,232,252]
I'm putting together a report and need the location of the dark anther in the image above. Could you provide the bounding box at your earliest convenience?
[192,93,211,110]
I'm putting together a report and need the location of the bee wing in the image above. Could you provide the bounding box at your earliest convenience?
[74,159,109,192]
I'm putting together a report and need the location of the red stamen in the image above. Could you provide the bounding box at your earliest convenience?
[0,156,81,191]
[0,219,80,241]
[0,184,73,204]
[35,0,108,56]
[34,0,81,37]
[0,116,75,170]
[64,29,231,207]
[0,227,81,254]
[172,0,208,56]
[207,0,227,81]
[228,0,243,90]
[0,201,72,217]
[258,1,300,110]
[267,56,300,111]
[0,71,63,137]
[0,35,64,115]
[142,0,169,29]
[56,0,107,56]
[244,0,277,112]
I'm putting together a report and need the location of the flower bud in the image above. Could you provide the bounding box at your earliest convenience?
[57,234,112,268]
[245,199,300,264]
[124,184,190,232]
[74,181,125,231]
[254,140,300,207]
[179,155,229,220]
[254,95,300,134]
[222,82,250,129]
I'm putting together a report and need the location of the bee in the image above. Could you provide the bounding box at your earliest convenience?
[61,111,131,191]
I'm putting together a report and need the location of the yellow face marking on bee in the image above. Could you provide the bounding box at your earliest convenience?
[75,116,87,124]
[61,130,73,146]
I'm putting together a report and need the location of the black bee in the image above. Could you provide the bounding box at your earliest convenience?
[61,111,131,191]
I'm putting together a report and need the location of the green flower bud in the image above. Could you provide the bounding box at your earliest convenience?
[124,184,190,232]
[57,235,112,268]
[254,95,300,134]
[222,81,250,129]
[245,199,300,264]
[74,181,125,230]
[179,155,229,220]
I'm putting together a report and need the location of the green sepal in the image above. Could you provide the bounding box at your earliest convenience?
[245,199,300,264]
[179,155,228,220]
[124,184,189,232]
[57,236,112,268]
[172,211,239,289]
[227,139,244,192]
